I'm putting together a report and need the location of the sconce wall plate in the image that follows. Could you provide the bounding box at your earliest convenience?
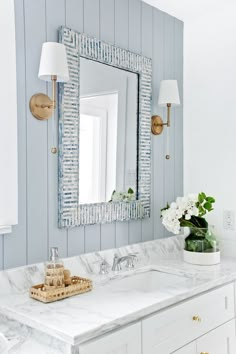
[151,115,164,135]
[29,93,53,120]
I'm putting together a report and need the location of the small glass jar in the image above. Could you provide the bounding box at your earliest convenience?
[45,247,65,288]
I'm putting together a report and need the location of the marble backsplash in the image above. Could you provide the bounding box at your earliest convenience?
[0,235,184,296]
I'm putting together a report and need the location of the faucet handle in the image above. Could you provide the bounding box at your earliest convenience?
[99,260,109,275]
[126,254,138,269]
[128,253,137,258]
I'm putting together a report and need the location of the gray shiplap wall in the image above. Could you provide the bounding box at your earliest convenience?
[0,0,183,270]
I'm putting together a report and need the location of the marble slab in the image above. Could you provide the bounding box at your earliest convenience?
[1,235,236,350]
[0,314,73,354]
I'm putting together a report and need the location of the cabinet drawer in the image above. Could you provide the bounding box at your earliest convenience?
[197,319,236,354]
[79,323,141,354]
[142,283,235,354]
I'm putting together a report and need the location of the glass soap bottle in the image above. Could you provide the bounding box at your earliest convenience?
[45,247,65,288]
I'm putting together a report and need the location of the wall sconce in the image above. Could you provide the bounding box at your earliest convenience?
[29,42,69,153]
[151,80,180,159]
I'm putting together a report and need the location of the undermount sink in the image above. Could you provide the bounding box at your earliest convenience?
[109,270,190,293]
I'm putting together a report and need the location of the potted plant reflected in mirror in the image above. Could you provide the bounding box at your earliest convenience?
[109,188,136,202]
[161,192,220,265]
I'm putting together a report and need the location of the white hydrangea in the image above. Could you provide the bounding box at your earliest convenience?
[111,191,135,202]
[161,194,199,234]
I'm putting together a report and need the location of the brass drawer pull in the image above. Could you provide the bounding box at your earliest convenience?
[192,315,201,322]
[200,352,209,354]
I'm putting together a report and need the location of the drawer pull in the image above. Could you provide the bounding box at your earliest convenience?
[200,352,209,354]
[192,315,201,322]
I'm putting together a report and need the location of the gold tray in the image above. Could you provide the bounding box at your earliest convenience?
[30,276,93,303]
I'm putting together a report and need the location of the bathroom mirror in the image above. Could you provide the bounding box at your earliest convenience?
[58,27,152,227]
[80,58,138,204]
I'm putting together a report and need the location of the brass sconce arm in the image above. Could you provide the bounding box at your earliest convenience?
[151,103,172,135]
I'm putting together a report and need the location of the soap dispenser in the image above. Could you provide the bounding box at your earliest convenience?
[45,247,65,289]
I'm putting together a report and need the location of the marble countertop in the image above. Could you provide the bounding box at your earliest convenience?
[1,236,236,350]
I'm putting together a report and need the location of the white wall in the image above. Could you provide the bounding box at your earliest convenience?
[184,4,236,252]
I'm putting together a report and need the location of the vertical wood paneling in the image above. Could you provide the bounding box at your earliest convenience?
[2,0,183,270]
[65,0,84,32]
[163,14,175,237]
[100,0,116,250]
[66,0,86,257]
[100,0,115,43]
[24,0,48,264]
[141,2,153,242]
[85,225,101,253]
[174,19,184,198]
[114,0,129,48]
[152,9,165,239]
[114,0,129,247]
[3,0,27,269]
[84,0,100,37]
[46,0,68,259]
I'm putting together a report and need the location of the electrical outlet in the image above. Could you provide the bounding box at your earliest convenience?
[223,210,235,230]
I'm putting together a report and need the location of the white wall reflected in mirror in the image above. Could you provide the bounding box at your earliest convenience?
[80,94,118,204]
[79,58,138,205]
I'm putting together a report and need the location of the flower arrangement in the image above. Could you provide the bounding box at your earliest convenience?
[161,192,217,253]
[110,188,135,202]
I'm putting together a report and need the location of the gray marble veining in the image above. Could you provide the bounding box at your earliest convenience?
[1,235,236,352]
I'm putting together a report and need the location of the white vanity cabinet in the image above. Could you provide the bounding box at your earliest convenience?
[0,0,18,234]
[79,283,236,354]
[79,323,141,354]
[142,283,235,354]
[173,342,196,354]
[196,320,236,354]
[174,320,236,354]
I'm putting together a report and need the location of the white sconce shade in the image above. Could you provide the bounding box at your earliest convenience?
[158,80,180,106]
[38,42,69,82]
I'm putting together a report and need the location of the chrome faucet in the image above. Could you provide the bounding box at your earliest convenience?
[112,254,137,271]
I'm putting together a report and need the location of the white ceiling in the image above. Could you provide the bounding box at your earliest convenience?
[142,0,235,21]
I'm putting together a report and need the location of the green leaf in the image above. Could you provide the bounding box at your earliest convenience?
[204,202,212,211]
[160,203,170,213]
[206,197,215,203]
[201,192,207,199]
[198,193,204,203]
[128,188,134,194]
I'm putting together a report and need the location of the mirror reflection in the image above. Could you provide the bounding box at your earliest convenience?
[79,58,138,205]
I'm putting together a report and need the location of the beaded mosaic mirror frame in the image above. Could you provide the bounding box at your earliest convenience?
[58,26,152,227]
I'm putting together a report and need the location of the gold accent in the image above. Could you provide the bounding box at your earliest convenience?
[151,103,172,135]
[51,147,57,154]
[192,315,201,322]
[167,103,171,127]
[29,75,57,121]
[151,115,165,135]
[29,93,53,120]
[200,352,209,354]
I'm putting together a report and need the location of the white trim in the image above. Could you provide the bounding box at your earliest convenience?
[0,226,12,235]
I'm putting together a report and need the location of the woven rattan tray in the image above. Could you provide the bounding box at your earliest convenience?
[30,276,93,303]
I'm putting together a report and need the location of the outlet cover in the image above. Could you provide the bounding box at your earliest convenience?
[223,210,235,231]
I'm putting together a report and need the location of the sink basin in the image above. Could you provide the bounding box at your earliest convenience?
[109,270,190,293]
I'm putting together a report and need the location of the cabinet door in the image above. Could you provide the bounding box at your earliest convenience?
[197,320,236,354]
[79,323,141,354]
[172,342,196,354]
